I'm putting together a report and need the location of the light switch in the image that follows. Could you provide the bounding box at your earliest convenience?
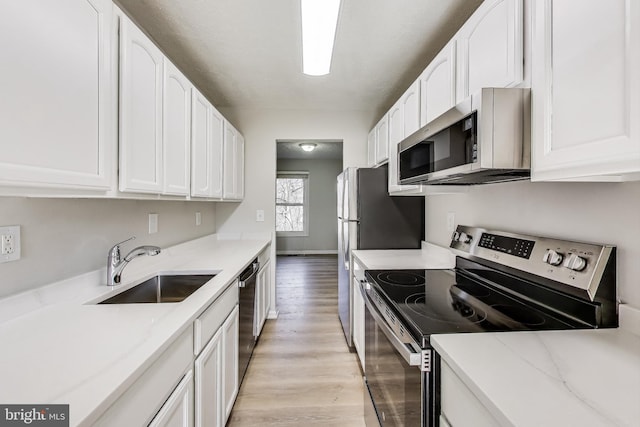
[446,212,456,232]
[149,213,159,234]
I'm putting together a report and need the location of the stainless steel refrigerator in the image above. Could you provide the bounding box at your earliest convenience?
[337,166,424,347]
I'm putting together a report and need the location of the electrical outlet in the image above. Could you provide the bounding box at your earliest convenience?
[446,212,456,232]
[0,225,21,263]
[256,210,265,222]
[2,234,14,254]
[195,212,202,226]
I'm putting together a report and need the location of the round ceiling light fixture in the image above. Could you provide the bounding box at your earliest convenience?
[299,142,317,152]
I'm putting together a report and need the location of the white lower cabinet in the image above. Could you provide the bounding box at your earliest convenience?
[440,361,499,427]
[150,370,194,427]
[195,328,223,427]
[222,306,240,421]
[352,274,365,370]
[256,259,271,337]
[193,284,239,427]
[94,327,194,426]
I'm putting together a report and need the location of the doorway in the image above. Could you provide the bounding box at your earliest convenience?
[275,140,343,255]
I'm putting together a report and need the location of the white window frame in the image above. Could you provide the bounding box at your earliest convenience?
[276,171,310,237]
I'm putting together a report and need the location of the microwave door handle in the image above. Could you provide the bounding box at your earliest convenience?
[361,283,422,367]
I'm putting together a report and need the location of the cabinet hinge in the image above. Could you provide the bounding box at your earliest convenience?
[421,349,431,372]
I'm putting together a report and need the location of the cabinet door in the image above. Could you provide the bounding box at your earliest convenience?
[456,0,524,102]
[531,0,640,181]
[255,260,271,337]
[191,93,224,199]
[119,13,164,193]
[420,41,456,126]
[0,0,112,190]
[375,116,389,164]
[235,132,245,200]
[388,82,422,195]
[149,370,194,427]
[222,122,235,198]
[163,59,191,196]
[223,122,243,200]
[222,306,239,422]
[367,129,376,167]
[352,275,365,370]
[195,329,223,427]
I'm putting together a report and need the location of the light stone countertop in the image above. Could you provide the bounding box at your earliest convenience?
[0,234,270,426]
[352,242,456,270]
[432,305,640,427]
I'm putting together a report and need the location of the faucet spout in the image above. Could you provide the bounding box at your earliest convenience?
[107,237,161,286]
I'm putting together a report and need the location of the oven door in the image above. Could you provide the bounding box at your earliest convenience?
[362,281,430,427]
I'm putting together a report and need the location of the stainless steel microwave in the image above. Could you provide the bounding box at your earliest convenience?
[398,88,531,185]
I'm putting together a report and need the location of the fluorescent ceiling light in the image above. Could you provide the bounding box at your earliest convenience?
[299,142,317,152]
[301,0,341,76]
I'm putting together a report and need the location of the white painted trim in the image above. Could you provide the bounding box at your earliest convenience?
[276,250,338,255]
[266,309,279,320]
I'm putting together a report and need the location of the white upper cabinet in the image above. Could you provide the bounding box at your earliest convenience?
[456,0,524,102]
[119,13,164,193]
[222,122,244,200]
[367,129,376,167]
[388,82,422,195]
[531,0,640,181]
[419,41,457,126]
[0,0,113,191]
[163,60,192,196]
[235,132,245,200]
[375,115,389,165]
[190,88,224,199]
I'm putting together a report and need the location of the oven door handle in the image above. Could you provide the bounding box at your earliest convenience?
[360,281,422,367]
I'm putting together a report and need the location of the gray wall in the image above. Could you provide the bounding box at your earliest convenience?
[215,108,370,235]
[425,180,640,310]
[276,158,343,254]
[0,198,216,298]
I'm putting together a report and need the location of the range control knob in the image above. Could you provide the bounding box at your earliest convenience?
[563,254,587,272]
[542,249,564,266]
[457,232,472,244]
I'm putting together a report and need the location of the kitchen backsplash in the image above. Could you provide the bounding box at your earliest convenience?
[425,180,640,310]
[0,197,216,299]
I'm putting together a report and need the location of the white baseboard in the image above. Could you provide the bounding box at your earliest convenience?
[276,250,338,255]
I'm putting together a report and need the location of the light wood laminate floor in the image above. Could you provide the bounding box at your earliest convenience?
[227,255,366,426]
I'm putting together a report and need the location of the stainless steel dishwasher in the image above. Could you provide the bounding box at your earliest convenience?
[238,259,259,384]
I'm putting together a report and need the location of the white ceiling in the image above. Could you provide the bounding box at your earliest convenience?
[114,0,482,124]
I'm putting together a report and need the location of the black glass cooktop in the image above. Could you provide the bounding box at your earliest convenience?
[364,268,581,345]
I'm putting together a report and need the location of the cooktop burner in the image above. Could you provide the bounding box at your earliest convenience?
[364,268,577,343]
[375,271,426,287]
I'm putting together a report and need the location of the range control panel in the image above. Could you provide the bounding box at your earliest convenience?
[450,225,614,300]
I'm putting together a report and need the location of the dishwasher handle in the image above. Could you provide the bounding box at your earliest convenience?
[239,261,259,288]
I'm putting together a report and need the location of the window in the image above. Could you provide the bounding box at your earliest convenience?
[276,172,309,236]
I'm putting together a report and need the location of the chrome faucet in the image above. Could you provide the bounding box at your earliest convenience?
[107,237,161,286]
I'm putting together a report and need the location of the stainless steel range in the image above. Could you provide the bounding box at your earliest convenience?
[361,225,617,427]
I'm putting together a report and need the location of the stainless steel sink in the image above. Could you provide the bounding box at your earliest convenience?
[98,274,215,304]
